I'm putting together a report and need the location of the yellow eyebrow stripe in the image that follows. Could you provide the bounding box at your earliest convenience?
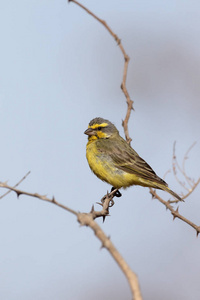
[89,123,108,129]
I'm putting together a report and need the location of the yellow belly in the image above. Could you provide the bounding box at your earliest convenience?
[86,141,145,189]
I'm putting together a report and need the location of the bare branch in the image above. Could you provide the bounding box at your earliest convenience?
[0,181,78,216]
[182,142,197,187]
[77,212,142,300]
[0,171,31,200]
[172,142,200,200]
[162,169,171,181]
[172,142,189,191]
[150,188,200,236]
[149,142,200,230]
[0,181,142,300]
[69,0,134,144]
[182,178,200,201]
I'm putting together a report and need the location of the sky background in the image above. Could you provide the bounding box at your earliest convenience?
[0,0,200,299]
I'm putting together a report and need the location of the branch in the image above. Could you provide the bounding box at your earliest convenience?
[78,213,142,300]
[172,141,197,192]
[69,0,134,144]
[1,181,78,215]
[172,142,200,201]
[150,188,200,236]
[0,181,142,300]
[0,171,31,200]
[182,178,200,201]
[148,142,200,234]
[182,142,197,188]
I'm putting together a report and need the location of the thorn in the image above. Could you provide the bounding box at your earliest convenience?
[196,226,200,237]
[150,189,156,199]
[16,191,22,198]
[96,202,103,207]
[90,205,94,213]
[103,214,111,222]
[52,196,55,203]
[165,201,170,211]
[172,206,179,220]
[100,242,105,250]
[114,35,121,45]
[100,195,106,204]
[117,38,121,45]
[125,55,129,62]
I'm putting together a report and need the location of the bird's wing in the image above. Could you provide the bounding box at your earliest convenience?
[97,137,167,186]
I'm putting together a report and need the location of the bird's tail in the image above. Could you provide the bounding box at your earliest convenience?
[167,187,183,201]
[156,183,183,202]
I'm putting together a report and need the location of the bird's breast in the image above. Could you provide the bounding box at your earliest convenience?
[86,141,130,188]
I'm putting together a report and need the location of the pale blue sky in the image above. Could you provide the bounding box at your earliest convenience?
[0,1,200,299]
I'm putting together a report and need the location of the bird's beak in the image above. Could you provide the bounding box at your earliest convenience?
[84,128,95,136]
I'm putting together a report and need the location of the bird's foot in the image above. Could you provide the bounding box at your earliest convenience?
[111,187,122,198]
[100,187,121,207]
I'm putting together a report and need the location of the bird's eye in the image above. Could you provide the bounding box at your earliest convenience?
[97,126,102,130]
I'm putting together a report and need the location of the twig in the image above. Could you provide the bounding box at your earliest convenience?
[173,142,198,192]
[172,142,200,200]
[150,188,200,236]
[151,143,200,229]
[182,142,196,187]
[69,0,134,144]
[0,181,78,216]
[162,169,171,181]
[182,178,200,201]
[172,142,189,191]
[0,171,31,200]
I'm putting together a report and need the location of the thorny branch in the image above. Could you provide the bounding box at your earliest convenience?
[0,171,31,200]
[68,0,134,144]
[150,188,200,236]
[148,143,200,236]
[0,181,142,300]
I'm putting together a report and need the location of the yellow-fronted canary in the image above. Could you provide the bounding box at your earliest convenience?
[84,117,182,201]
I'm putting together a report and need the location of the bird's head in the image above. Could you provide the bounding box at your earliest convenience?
[84,117,119,141]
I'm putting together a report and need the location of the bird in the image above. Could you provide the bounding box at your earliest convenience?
[84,117,182,201]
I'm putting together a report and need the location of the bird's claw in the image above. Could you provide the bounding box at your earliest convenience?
[111,187,122,198]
